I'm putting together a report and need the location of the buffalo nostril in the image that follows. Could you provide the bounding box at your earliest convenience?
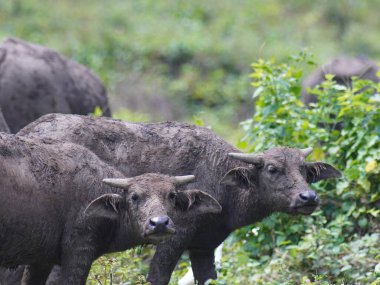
[299,192,309,201]
[299,191,317,202]
[149,219,157,227]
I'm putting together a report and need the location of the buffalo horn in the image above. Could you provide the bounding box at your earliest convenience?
[173,175,195,186]
[228,152,263,164]
[300,147,313,158]
[102,178,133,189]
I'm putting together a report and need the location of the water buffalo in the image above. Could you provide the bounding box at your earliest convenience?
[0,37,111,133]
[0,133,221,285]
[301,56,379,104]
[17,114,342,284]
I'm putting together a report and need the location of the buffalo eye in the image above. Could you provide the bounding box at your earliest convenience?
[267,165,278,174]
[131,193,139,202]
[169,192,176,200]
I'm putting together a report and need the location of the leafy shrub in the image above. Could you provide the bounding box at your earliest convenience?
[87,247,152,285]
[213,53,380,284]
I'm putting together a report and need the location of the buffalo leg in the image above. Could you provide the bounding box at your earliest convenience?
[60,247,95,285]
[147,242,186,285]
[189,249,217,285]
[21,264,53,285]
[0,266,25,285]
[45,265,62,285]
[59,233,98,285]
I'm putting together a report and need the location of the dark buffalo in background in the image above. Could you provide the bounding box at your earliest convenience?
[301,56,379,104]
[17,114,342,284]
[0,132,220,285]
[0,37,111,133]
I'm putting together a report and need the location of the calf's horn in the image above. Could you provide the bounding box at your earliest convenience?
[228,152,263,164]
[300,147,313,158]
[103,178,133,189]
[173,175,195,186]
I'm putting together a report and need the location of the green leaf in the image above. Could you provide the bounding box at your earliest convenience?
[92,106,103,117]
[252,86,264,98]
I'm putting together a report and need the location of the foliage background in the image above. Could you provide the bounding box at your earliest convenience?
[0,0,379,284]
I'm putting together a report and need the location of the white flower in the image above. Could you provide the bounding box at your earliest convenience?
[375,262,380,273]
[251,227,260,236]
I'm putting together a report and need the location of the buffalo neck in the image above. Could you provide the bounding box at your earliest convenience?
[221,183,272,231]
[104,214,144,253]
[213,157,273,231]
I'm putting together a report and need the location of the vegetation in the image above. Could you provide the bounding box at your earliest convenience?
[0,1,379,284]
[211,54,380,284]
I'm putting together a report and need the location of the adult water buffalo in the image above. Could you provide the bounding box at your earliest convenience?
[0,37,111,133]
[17,114,341,284]
[301,56,379,104]
[0,133,220,284]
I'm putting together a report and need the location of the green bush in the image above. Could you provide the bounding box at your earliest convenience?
[87,247,152,285]
[213,53,380,284]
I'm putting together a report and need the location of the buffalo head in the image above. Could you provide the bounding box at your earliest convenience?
[84,173,222,244]
[222,147,341,215]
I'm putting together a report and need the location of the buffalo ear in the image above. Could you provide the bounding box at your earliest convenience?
[84,194,125,220]
[305,162,341,183]
[176,190,222,215]
[220,167,253,188]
